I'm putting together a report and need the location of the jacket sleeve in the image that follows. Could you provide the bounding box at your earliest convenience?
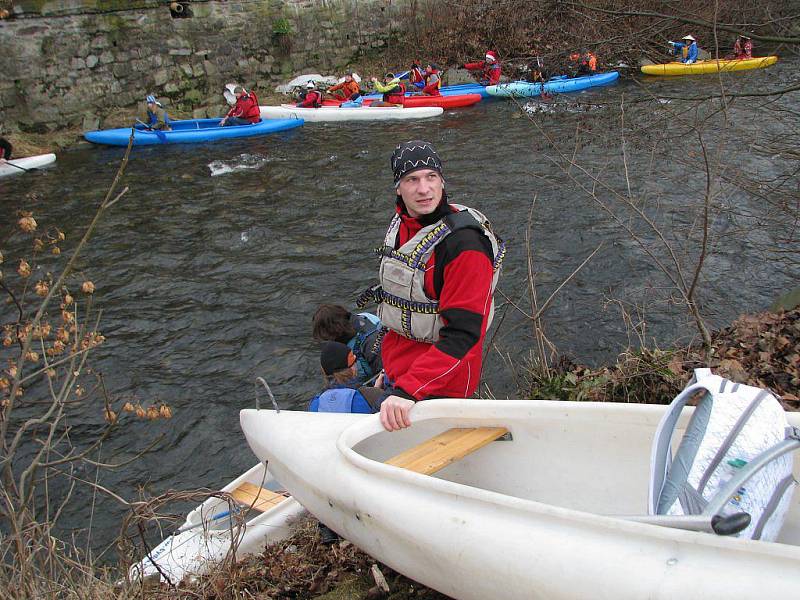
[328,82,344,92]
[388,247,494,401]
[373,79,400,93]
[464,61,484,71]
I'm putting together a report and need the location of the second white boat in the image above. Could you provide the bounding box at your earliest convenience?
[259,104,443,122]
[0,153,56,178]
[129,462,306,584]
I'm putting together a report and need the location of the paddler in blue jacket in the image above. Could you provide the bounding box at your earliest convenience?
[308,341,383,413]
[669,35,699,64]
[144,95,172,130]
[312,304,383,383]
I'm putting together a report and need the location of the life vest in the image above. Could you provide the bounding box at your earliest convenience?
[374,204,505,343]
[384,82,406,105]
[649,368,797,541]
[347,312,383,380]
[309,386,373,413]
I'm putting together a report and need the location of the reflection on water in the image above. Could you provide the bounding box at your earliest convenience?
[1,61,797,555]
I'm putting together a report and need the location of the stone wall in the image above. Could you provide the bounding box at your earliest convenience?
[0,0,408,133]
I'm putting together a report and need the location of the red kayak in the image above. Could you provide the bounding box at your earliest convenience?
[322,93,481,109]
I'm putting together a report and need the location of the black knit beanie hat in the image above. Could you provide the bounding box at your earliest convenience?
[390,140,444,187]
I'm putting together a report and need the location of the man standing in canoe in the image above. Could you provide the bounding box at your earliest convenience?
[360,141,504,431]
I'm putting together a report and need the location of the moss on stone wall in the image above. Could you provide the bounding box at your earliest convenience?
[2,1,405,133]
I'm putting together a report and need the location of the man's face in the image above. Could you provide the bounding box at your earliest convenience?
[345,75,353,82]
[235,90,244,99]
[397,169,443,218]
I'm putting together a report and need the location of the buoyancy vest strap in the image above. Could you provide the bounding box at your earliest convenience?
[375,245,428,270]
[377,287,439,314]
[493,239,507,270]
[697,388,772,494]
[752,474,796,540]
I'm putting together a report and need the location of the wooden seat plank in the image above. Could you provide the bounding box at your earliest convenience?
[230,481,288,512]
[386,427,508,475]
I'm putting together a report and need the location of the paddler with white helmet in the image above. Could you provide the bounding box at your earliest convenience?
[668,34,699,64]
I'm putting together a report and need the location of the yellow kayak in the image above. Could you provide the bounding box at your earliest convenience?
[641,55,778,76]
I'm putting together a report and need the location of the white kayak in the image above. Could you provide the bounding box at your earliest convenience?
[0,153,56,178]
[129,462,305,584]
[240,400,800,600]
[259,104,443,122]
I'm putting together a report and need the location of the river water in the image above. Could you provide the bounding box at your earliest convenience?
[2,60,798,557]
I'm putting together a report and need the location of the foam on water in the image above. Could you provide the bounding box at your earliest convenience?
[208,153,269,176]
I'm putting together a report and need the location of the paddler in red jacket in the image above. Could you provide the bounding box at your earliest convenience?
[220,86,261,126]
[464,50,502,86]
[297,81,323,107]
[421,63,442,96]
[360,141,505,431]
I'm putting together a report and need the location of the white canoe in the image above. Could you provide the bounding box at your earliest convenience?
[259,104,443,122]
[0,153,56,178]
[129,462,305,584]
[240,401,800,600]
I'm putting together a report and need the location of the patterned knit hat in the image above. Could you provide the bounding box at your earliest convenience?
[390,140,443,186]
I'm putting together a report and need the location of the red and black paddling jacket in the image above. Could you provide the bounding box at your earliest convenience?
[380,197,497,401]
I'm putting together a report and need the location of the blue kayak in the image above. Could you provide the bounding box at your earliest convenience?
[84,118,304,146]
[486,71,620,97]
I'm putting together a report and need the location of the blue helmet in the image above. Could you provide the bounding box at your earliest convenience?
[145,95,156,104]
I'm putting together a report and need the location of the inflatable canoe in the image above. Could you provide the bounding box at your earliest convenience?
[84,118,304,146]
[361,83,492,102]
[641,56,778,76]
[259,104,443,122]
[487,71,620,97]
[129,462,305,584]
[323,93,481,109]
[0,153,56,177]
[240,400,800,600]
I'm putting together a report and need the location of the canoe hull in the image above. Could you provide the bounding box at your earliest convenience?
[641,56,779,76]
[259,104,443,122]
[240,401,800,600]
[0,153,56,177]
[84,118,304,146]
[129,462,305,583]
[486,71,620,97]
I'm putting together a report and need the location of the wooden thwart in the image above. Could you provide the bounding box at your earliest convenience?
[230,481,288,513]
[386,427,508,476]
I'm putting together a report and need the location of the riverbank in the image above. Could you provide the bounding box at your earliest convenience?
[138,305,799,600]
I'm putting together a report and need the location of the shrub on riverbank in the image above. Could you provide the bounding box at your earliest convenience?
[390,0,793,75]
[524,308,800,409]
